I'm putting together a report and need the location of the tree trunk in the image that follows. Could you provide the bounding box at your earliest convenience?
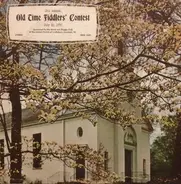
[9,49,23,184]
[9,87,23,183]
[9,87,23,184]
[171,112,181,179]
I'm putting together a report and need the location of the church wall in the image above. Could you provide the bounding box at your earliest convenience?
[0,117,98,183]
[134,125,151,182]
[0,120,64,183]
[64,117,98,181]
[114,124,125,179]
[97,116,115,172]
[0,112,151,183]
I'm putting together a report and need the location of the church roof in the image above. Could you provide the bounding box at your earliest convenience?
[0,108,40,131]
[0,108,153,132]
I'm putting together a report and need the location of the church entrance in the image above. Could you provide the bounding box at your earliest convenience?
[124,126,137,183]
[76,152,85,180]
[125,149,132,183]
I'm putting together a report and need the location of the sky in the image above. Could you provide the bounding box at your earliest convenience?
[150,125,161,144]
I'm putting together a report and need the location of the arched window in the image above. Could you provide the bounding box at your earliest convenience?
[77,127,83,137]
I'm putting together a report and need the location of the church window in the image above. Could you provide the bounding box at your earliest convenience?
[77,127,83,137]
[33,133,42,169]
[143,159,146,176]
[104,151,109,171]
[0,139,4,169]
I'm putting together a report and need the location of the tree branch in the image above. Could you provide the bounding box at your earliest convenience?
[140,54,181,69]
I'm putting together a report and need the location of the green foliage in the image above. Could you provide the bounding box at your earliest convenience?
[151,116,178,178]
[151,135,173,178]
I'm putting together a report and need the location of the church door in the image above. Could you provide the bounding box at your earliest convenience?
[76,152,85,180]
[125,149,132,183]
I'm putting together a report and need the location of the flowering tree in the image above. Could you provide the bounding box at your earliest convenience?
[0,0,181,183]
[0,139,119,183]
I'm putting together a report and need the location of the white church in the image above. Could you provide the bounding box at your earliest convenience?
[0,105,152,183]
